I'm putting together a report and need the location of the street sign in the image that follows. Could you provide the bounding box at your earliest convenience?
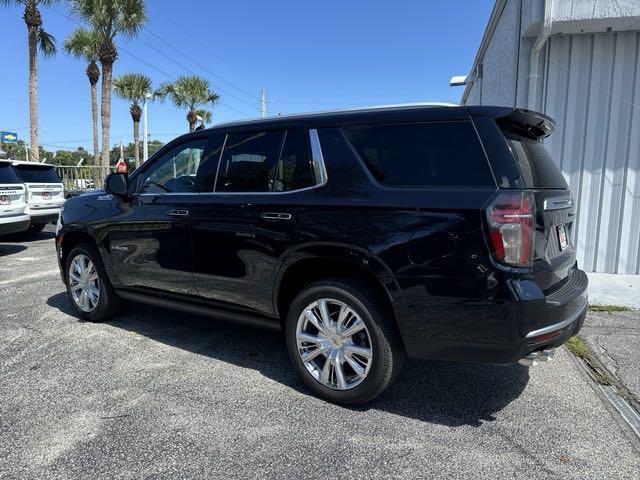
[0,132,18,143]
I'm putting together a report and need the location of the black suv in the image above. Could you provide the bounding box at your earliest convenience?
[56,104,588,404]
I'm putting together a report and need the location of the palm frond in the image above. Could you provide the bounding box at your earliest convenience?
[195,109,212,124]
[113,72,153,106]
[64,27,100,61]
[160,75,220,112]
[37,27,56,57]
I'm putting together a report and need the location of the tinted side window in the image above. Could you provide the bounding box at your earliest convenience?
[342,122,494,187]
[273,130,314,192]
[194,132,226,192]
[0,163,21,184]
[14,165,61,183]
[140,139,208,193]
[215,130,284,193]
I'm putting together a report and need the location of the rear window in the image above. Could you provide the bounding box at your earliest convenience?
[507,140,568,189]
[342,122,494,187]
[14,165,61,183]
[0,163,21,184]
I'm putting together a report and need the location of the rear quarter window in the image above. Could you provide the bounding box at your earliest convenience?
[342,121,494,187]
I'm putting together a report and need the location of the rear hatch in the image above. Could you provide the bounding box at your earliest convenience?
[13,164,65,210]
[0,162,27,217]
[496,110,576,292]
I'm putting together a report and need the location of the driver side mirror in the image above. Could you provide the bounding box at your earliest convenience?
[105,172,129,197]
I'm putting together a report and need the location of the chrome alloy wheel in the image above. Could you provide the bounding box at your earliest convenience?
[296,298,373,390]
[68,254,100,312]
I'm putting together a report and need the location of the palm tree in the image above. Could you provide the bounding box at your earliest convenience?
[64,27,101,165]
[70,0,147,168]
[157,76,220,132]
[113,73,152,168]
[1,0,57,162]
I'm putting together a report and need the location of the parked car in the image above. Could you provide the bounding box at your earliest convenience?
[12,161,65,235]
[0,160,30,236]
[55,104,588,404]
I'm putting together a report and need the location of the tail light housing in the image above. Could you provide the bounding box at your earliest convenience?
[485,191,535,267]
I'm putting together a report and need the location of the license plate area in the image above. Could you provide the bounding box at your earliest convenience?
[0,195,9,205]
[41,192,51,200]
[557,224,568,250]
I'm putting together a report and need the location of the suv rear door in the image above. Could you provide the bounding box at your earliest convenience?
[191,127,318,316]
[0,162,27,218]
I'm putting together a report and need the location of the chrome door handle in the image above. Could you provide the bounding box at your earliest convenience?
[260,212,293,221]
[167,209,190,217]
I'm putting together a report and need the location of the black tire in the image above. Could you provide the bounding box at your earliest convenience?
[26,223,45,235]
[285,278,404,404]
[64,242,121,322]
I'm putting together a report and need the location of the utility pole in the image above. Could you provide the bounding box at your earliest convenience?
[143,92,152,162]
[24,144,29,162]
[260,88,267,117]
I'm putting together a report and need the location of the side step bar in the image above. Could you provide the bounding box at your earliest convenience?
[518,349,555,367]
[116,290,282,332]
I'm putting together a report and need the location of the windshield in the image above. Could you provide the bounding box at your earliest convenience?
[0,163,22,184]
[14,165,61,183]
[507,140,568,189]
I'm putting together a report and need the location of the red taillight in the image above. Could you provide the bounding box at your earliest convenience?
[485,191,535,267]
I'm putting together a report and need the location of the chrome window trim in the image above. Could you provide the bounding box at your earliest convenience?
[543,196,573,211]
[308,128,328,186]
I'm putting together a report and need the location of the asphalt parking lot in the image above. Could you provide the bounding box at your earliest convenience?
[1,225,639,479]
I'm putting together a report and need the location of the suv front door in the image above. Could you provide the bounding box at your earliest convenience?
[107,136,211,295]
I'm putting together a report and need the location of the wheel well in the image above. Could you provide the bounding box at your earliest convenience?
[276,257,396,323]
[60,231,95,268]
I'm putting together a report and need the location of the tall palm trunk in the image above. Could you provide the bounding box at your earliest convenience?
[130,104,142,168]
[24,4,40,162]
[87,61,100,165]
[99,39,117,168]
[100,59,113,168]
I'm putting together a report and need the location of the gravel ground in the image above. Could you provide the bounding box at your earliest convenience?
[581,310,640,402]
[1,225,639,479]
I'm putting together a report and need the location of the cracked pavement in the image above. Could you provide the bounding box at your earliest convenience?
[1,225,639,479]
[580,310,640,404]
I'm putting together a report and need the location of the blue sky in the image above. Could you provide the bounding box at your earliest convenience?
[0,0,492,152]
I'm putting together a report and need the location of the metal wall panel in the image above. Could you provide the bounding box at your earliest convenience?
[544,32,640,273]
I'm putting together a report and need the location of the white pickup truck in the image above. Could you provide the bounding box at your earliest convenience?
[0,160,30,236]
[11,161,65,235]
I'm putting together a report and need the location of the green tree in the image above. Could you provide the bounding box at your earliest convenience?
[1,0,57,162]
[69,0,147,168]
[64,27,101,165]
[113,73,153,168]
[157,75,219,132]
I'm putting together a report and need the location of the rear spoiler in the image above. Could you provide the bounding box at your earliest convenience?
[496,109,555,141]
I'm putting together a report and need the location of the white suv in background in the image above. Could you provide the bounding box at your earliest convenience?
[11,161,65,235]
[0,160,30,236]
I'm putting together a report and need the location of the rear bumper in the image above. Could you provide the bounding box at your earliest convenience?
[399,267,588,364]
[0,215,31,235]
[28,208,60,224]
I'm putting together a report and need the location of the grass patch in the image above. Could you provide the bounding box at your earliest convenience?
[565,336,615,386]
[588,304,632,312]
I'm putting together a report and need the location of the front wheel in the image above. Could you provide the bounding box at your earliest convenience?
[64,243,121,322]
[26,223,45,235]
[285,278,404,404]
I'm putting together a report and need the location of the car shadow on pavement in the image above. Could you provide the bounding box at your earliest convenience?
[0,243,28,256]
[47,291,530,428]
[1,230,55,243]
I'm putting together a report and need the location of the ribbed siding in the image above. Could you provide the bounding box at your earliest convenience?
[543,31,640,273]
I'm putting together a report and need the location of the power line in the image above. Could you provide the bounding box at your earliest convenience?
[142,27,260,102]
[49,6,255,117]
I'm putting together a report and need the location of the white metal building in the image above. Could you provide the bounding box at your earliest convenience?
[457,0,640,274]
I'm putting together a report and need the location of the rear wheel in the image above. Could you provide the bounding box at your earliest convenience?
[26,223,45,235]
[64,243,121,322]
[285,278,404,404]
